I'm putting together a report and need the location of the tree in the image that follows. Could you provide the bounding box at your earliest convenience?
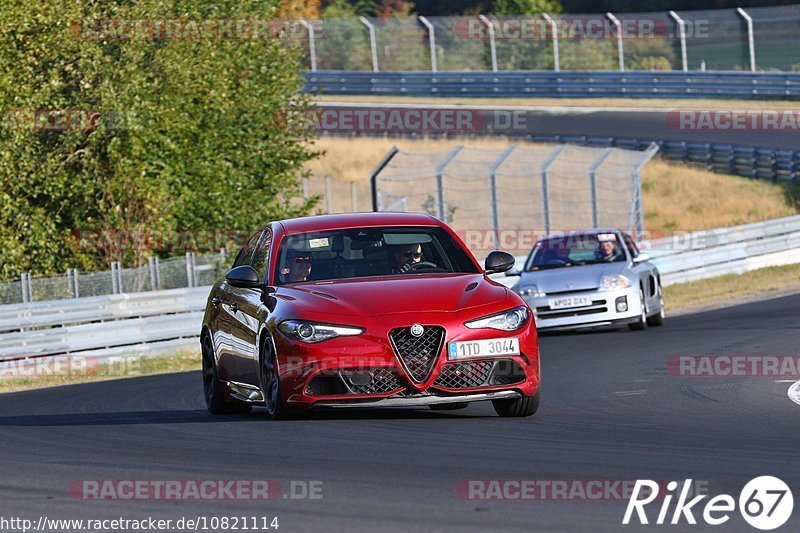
[0,0,317,278]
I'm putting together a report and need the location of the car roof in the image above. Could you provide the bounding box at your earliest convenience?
[540,228,622,240]
[278,212,441,235]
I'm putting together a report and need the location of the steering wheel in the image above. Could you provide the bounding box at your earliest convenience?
[407,261,438,271]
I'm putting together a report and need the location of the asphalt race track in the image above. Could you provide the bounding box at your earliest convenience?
[1,294,799,532]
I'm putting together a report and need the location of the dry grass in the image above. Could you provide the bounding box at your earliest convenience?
[318,95,800,111]
[304,136,800,231]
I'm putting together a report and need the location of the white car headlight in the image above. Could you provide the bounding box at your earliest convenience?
[465,306,529,331]
[600,275,631,291]
[278,320,364,343]
[517,285,543,298]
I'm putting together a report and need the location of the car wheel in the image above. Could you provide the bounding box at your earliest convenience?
[261,337,294,420]
[429,402,469,411]
[647,285,666,327]
[202,334,252,415]
[492,391,539,417]
[628,289,648,331]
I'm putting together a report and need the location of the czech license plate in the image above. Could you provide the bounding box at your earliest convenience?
[548,296,592,309]
[447,338,520,361]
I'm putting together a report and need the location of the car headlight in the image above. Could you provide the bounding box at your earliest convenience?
[465,306,529,331]
[600,275,631,291]
[517,285,543,298]
[278,320,364,343]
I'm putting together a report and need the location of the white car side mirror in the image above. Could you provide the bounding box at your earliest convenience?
[633,253,651,263]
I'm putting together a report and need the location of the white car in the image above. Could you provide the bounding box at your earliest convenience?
[509,229,665,332]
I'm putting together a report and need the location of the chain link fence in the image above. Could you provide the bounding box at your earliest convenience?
[292,5,800,72]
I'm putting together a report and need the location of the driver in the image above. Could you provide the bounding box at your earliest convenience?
[391,243,423,273]
[595,239,621,262]
[282,250,313,282]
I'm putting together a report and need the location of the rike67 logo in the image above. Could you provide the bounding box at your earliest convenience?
[623,477,793,530]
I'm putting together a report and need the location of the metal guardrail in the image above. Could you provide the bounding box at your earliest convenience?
[3,214,800,361]
[305,71,800,99]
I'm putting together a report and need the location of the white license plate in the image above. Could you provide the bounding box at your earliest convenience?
[548,296,592,310]
[447,338,520,361]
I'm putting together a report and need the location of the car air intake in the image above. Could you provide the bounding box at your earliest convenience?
[389,325,445,383]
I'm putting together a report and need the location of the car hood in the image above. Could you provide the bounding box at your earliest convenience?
[276,273,508,317]
[516,262,628,293]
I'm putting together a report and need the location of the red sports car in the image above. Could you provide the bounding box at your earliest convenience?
[201,212,540,419]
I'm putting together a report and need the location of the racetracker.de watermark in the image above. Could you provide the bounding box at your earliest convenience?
[455,479,709,501]
[69,479,323,501]
[668,355,800,377]
[668,110,800,131]
[70,18,301,40]
[1,109,124,132]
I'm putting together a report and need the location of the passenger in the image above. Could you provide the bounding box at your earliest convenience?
[595,239,622,262]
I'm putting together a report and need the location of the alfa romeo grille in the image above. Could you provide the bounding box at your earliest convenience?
[389,325,445,383]
[433,359,526,389]
[346,368,402,395]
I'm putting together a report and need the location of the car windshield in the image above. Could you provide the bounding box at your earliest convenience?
[274,226,478,284]
[525,233,626,271]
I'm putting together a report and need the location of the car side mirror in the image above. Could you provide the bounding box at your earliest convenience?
[484,250,516,275]
[225,265,261,288]
[633,253,651,264]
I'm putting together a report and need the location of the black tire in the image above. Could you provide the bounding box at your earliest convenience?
[492,391,540,417]
[202,335,252,415]
[260,337,295,420]
[647,285,666,327]
[628,289,648,331]
[429,402,469,411]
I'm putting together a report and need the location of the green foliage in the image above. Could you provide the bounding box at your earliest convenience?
[492,0,563,15]
[0,0,318,278]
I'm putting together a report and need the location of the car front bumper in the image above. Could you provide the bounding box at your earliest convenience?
[522,286,643,331]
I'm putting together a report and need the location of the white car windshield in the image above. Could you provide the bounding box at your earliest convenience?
[526,233,626,271]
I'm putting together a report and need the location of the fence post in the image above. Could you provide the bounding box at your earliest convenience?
[111,262,122,294]
[542,14,560,72]
[185,252,196,288]
[478,15,497,72]
[588,148,614,228]
[149,256,161,290]
[299,19,317,72]
[541,145,566,234]
[351,181,358,212]
[669,11,688,72]
[418,16,437,72]
[68,268,79,298]
[359,16,379,72]
[325,175,333,213]
[736,8,756,72]
[435,146,464,221]
[369,146,400,211]
[302,177,309,199]
[606,12,624,71]
[488,146,516,246]
[21,272,31,303]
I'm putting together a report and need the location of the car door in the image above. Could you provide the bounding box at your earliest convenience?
[216,230,262,384]
[622,232,658,311]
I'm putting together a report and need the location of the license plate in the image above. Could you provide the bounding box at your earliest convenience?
[548,296,592,310]
[447,338,520,361]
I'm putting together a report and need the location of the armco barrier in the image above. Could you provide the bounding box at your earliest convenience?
[3,214,800,360]
[305,71,800,99]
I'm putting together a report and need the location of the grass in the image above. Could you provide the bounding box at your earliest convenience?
[3,264,800,394]
[317,95,800,110]
[304,135,800,232]
[664,263,800,313]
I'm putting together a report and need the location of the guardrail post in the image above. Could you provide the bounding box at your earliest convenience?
[68,268,79,298]
[298,19,317,72]
[359,16,379,72]
[541,145,566,233]
[418,16,437,72]
[149,256,160,290]
[111,262,122,294]
[350,181,358,212]
[588,148,614,227]
[478,15,497,72]
[302,177,309,199]
[185,252,196,288]
[488,146,516,246]
[669,11,688,72]
[542,14,560,72]
[370,146,399,211]
[606,12,624,71]
[21,272,31,303]
[325,175,333,213]
[435,146,463,221]
[736,8,756,72]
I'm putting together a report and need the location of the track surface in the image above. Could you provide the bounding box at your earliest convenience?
[318,102,800,150]
[1,294,799,532]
